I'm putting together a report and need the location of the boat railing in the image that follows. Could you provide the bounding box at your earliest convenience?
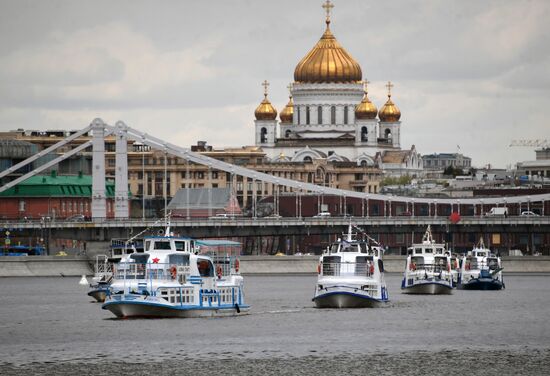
[465,260,500,271]
[410,263,449,273]
[321,262,374,277]
[114,262,189,281]
[93,255,113,282]
[210,255,239,276]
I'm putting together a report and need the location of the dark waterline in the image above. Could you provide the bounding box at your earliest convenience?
[0,274,549,375]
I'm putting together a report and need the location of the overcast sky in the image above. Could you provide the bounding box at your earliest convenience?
[1,0,549,168]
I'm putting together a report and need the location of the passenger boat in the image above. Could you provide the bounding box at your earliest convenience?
[312,224,389,308]
[102,226,248,318]
[401,226,454,294]
[458,239,504,290]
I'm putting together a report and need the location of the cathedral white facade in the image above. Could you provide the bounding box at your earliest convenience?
[253,1,423,177]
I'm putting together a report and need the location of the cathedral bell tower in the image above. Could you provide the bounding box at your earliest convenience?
[378,81,401,148]
[254,80,278,147]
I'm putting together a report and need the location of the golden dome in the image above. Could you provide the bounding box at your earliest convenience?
[355,81,378,120]
[255,80,277,121]
[294,2,362,84]
[279,96,293,123]
[379,81,401,122]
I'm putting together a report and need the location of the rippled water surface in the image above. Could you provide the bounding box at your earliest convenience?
[0,274,549,375]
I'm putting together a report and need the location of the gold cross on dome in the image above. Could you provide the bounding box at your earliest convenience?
[386,81,394,97]
[322,0,334,23]
[286,82,293,96]
[363,79,371,93]
[262,80,270,97]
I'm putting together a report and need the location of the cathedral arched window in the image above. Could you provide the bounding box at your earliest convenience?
[331,106,336,125]
[304,156,313,163]
[260,127,267,143]
[285,130,291,138]
[360,160,368,167]
[344,106,348,124]
[297,107,301,124]
[385,128,392,140]
[318,106,322,124]
[306,106,310,125]
[361,126,368,142]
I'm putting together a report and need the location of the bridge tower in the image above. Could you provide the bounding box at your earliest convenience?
[91,119,107,219]
[114,121,129,218]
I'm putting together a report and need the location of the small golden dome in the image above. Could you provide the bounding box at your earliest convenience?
[255,80,277,121]
[279,96,293,123]
[294,2,362,84]
[379,81,401,122]
[355,81,378,120]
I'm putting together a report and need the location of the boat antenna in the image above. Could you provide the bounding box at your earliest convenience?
[422,225,434,244]
[351,224,382,247]
[124,213,171,248]
[477,236,486,249]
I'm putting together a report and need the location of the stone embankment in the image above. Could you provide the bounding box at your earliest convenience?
[0,255,549,277]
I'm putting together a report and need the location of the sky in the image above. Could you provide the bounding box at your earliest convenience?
[0,0,549,169]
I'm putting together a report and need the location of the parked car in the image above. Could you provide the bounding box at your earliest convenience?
[313,211,331,218]
[209,213,230,219]
[521,211,540,217]
[66,214,85,222]
[485,207,508,217]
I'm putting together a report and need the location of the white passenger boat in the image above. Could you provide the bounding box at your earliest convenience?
[458,239,504,290]
[101,226,248,318]
[312,224,389,308]
[401,226,454,294]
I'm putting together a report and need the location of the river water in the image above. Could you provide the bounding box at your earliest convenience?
[0,274,549,375]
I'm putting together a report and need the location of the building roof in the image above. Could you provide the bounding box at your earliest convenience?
[0,171,115,197]
[380,150,410,164]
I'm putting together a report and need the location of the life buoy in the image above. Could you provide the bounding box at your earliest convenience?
[170,265,177,280]
[235,259,240,273]
[317,263,321,274]
[465,264,470,271]
[454,259,459,269]
[409,262,416,271]
[369,263,375,275]
[216,265,223,279]
[447,263,451,272]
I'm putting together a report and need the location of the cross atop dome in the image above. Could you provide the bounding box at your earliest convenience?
[322,0,334,25]
[386,81,394,97]
[363,79,371,93]
[262,80,270,97]
[286,83,293,98]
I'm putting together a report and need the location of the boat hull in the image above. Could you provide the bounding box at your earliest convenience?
[102,299,250,318]
[87,288,108,303]
[313,291,387,308]
[458,278,504,291]
[401,281,453,295]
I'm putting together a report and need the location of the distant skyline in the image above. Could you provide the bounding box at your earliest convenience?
[0,0,549,168]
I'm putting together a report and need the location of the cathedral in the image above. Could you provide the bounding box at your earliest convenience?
[253,1,423,177]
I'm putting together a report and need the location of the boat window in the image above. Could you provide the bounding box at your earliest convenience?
[434,257,447,267]
[436,248,444,253]
[407,248,413,255]
[168,254,190,265]
[144,240,152,251]
[322,256,341,276]
[154,241,172,250]
[174,241,186,252]
[487,258,498,270]
[415,248,423,254]
[411,256,424,267]
[378,259,384,273]
[341,243,360,252]
[329,244,340,253]
[130,254,150,264]
[424,247,433,254]
[197,258,214,277]
[356,256,373,263]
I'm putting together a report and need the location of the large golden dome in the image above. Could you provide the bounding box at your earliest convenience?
[379,82,401,122]
[355,81,378,120]
[279,96,294,123]
[255,80,277,121]
[294,4,362,84]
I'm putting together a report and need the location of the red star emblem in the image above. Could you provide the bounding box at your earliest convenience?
[152,257,160,263]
